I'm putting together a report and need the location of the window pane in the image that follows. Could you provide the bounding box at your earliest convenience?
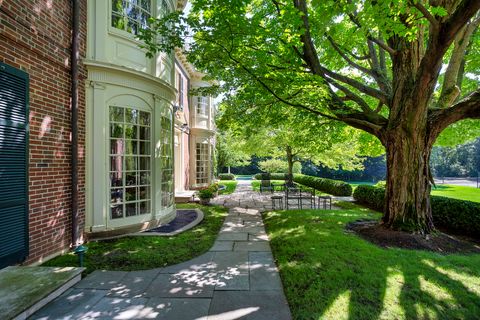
[139,157,150,170]
[125,172,137,186]
[125,125,138,139]
[139,111,150,125]
[110,139,124,155]
[125,156,137,171]
[111,204,123,219]
[125,187,137,202]
[110,106,124,122]
[139,186,150,200]
[125,140,137,155]
[110,124,123,138]
[139,201,150,214]
[139,141,150,155]
[126,202,137,217]
[139,171,150,185]
[139,126,150,140]
[111,188,123,203]
[110,155,123,172]
[110,173,123,187]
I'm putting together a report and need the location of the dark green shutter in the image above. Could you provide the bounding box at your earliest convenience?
[0,62,29,268]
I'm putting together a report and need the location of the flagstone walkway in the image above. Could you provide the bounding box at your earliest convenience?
[30,181,292,320]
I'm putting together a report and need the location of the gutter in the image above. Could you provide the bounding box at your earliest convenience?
[71,0,79,247]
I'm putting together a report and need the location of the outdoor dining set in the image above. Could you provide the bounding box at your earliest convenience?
[259,176,332,210]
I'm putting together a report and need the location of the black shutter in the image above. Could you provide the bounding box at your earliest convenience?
[0,62,29,268]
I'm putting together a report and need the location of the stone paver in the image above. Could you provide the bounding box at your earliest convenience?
[30,180,292,320]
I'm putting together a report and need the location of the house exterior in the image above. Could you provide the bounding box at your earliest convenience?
[0,0,215,267]
[174,50,216,194]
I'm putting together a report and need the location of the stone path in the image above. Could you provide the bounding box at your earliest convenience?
[30,180,292,320]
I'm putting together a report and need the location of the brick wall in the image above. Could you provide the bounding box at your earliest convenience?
[0,0,86,264]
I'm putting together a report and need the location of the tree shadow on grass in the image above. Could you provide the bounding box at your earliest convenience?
[265,210,480,320]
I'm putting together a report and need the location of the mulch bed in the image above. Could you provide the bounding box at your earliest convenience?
[144,209,198,234]
[346,220,480,254]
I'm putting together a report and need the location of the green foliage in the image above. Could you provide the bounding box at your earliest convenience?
[264,209,480,319]
[253,173,288,180]
[218,173,235,180]
[258,159,302,174]
[353,185,480,236]
[42,204,228,273]
[215,130,250,172]
[253,172,352,195]
[218,181,238,195]
[374,180,387,188]
[197,184,218,199]
[294,174,352,196]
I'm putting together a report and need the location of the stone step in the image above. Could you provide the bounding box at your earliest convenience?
[0,266,84,320]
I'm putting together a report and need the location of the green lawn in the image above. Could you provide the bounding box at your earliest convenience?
[42,204,228,274]
[219,180,238,194]
[251,180,286,191]
[264,208,480,320]
[431,184,479,203]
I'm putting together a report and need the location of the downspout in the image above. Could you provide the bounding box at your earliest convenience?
[71,0,80,247]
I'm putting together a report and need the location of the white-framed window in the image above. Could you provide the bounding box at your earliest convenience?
[160,110,174,208]
[109,106,151,219]
[111,0,152,35]
[197,96,208,116]
[196,142,209,184]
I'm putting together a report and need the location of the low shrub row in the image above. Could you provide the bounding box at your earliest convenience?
[253,173,352,196]
[218,173,235,180]
[353,185,480,236]
[293,174,353,197]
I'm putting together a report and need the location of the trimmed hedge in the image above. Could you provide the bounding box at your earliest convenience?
[218,173,235,180]
[253,173,352,196]
[253,173,288,180]
[353,185,480,236]
[293,174,352,197]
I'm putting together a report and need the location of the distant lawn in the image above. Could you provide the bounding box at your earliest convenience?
[219,180,238,194]
[264,208,480,320]
[42,204,228,274]
[431,184,479,203]
[251,180,285,191]
[348,181,377,190]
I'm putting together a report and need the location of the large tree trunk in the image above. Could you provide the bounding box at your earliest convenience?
[382,129,435,234]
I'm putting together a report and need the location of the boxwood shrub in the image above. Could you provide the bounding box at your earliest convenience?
[353,185,480,236]
[218,173,235,180]
[253,173,352,196]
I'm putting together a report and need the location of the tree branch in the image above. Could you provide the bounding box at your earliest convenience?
[326,34,374,76]
[409,0,439,28]
[319,66,390,104]
[437,15,480,108]
[429,89,480,141]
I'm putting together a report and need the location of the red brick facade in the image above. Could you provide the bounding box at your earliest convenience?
[0,0,86,264]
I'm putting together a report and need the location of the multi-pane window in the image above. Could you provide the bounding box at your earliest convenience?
[110,106,151,219]
[196,142,209,184]
[111,0,151,35]
[160,110,174,208]
[196,96,208,116]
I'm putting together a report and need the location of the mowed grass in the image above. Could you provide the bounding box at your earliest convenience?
[218,180,238,194]
[251,180,286,191]
[431,184,479,203]
[42,204,228,274]
[263,208,480,320]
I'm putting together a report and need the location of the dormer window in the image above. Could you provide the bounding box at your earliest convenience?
[112,0,151,35]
